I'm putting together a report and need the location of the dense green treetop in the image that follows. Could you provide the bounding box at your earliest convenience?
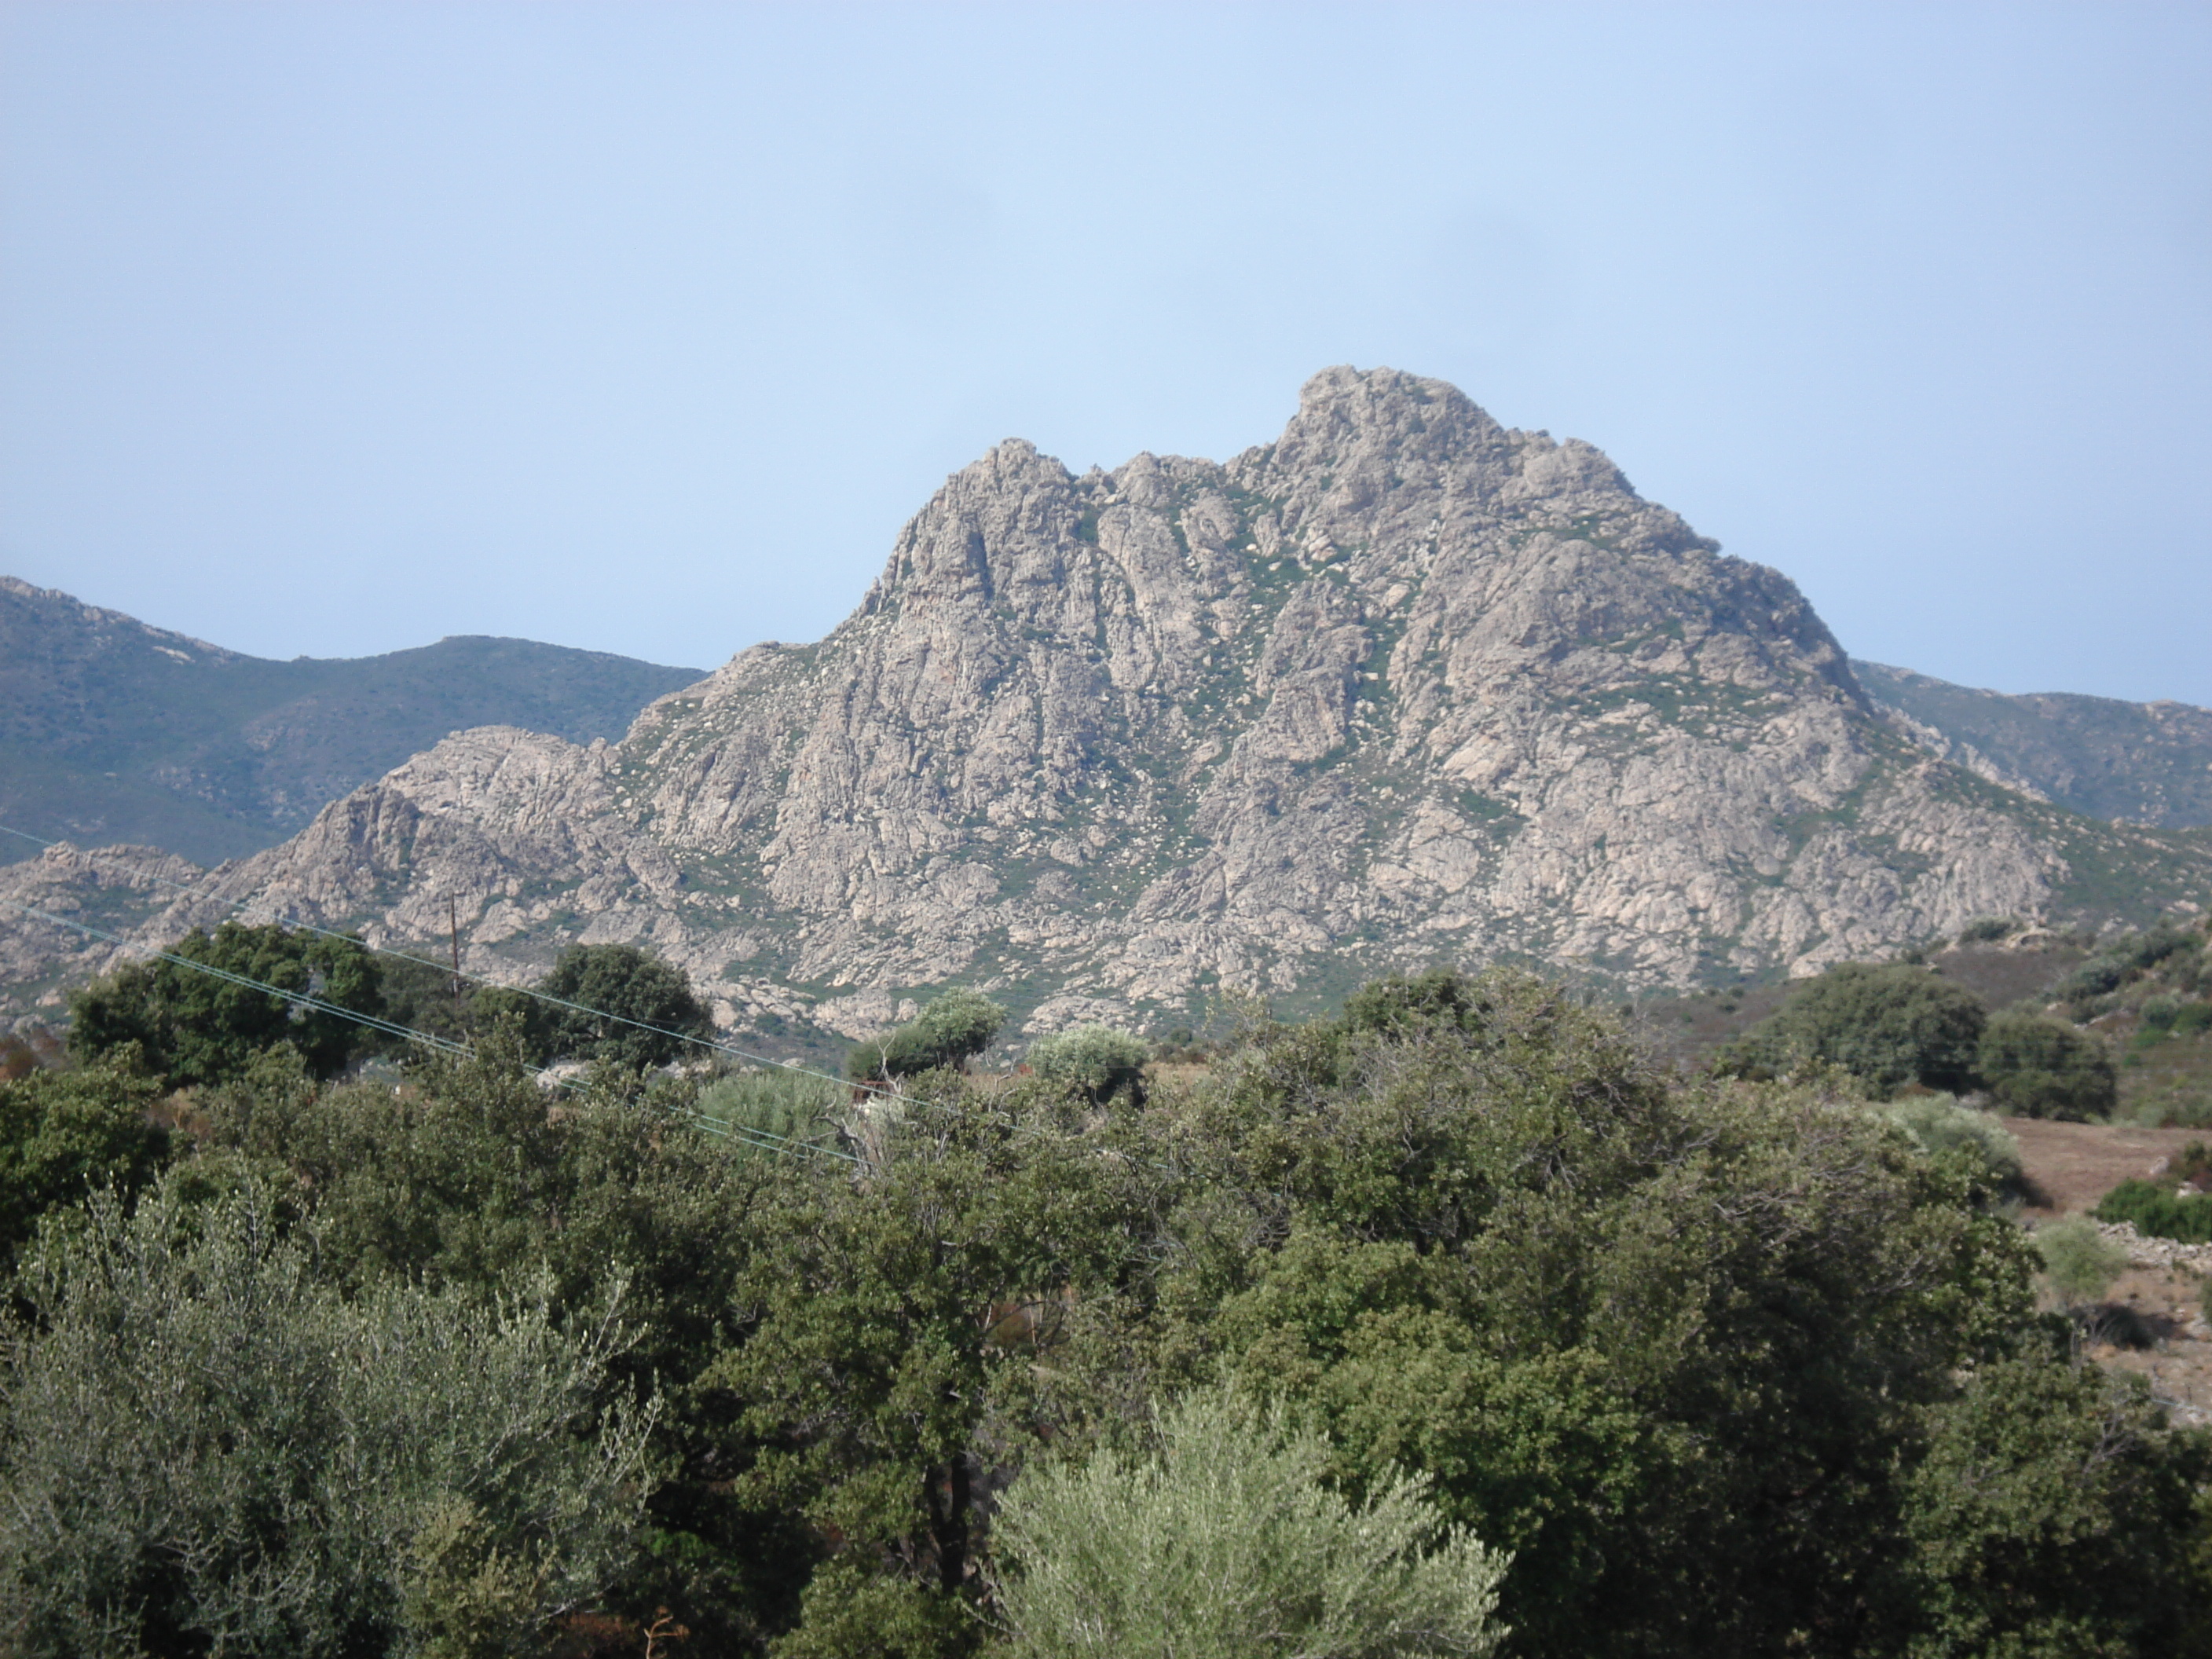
[1723,960,1988,1097]
[1979,1009,2119,1120]
[530,942,714,1072]
[3,964,2209,1657]
[1024,1024,1148,1108]
[846,989,1008,1084]
[0,1059,168,1262]
[67,919,385,1087]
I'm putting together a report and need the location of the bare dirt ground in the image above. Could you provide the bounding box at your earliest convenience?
[2007,1115,2212,1424]
[2074,1264,2212,1426]
[2008,1116,2208,1216]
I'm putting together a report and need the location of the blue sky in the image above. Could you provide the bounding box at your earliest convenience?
[2,2,2208,704]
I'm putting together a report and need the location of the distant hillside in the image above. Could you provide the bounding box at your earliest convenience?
[0,577,705,864]
[1856,659,2212,828]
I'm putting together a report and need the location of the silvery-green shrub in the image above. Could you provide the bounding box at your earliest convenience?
[2034,1214,2128,1309]
[1881,1095,2023,1189]
[0,1175,654,1657]
[989,1384,1508,1659]
[1025,1024,1148,1106]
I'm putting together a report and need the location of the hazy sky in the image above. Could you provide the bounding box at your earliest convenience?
[3,2,2208,705]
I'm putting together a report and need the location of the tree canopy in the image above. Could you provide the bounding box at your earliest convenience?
[0,1175,654,1655]
[1979,1009,2119,1119]
[530,942,714,1071]
[1024,1024,1148,1107]
[990,1386,1507,1659]
[1727,960,1988,1097]
[5,963,2210,1657]
[67,920,386,1087]
[846,988,1008,1084]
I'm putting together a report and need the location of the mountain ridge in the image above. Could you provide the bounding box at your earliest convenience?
[1853,657,2212,828]
[0,575,706,863]
[20,365,2198,1046]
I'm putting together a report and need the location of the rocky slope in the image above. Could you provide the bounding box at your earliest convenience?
[0,577,705,863]
[18,368,2212,1040]
[1855,660,2212,828]
[0,842,208,1020]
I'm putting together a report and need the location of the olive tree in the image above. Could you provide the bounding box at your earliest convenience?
[2034,1214,2127,1310]
[846,989,1007,1084]
[1025,1025,1148,1107]
[0,1175,656,1657]
[990,1384,1508,1659]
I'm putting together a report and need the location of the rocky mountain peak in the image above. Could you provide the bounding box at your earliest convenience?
[1253,364,1511,482]
[77,368,2212,1044]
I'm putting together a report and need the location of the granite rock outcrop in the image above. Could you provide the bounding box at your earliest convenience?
[19,368,2212,1038]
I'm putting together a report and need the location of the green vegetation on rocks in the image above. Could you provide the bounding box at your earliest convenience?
[0,574,702,864]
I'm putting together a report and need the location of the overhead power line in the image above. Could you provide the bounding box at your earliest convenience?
[0,890,857,1166]
[0,820,898,1108]
[0,819,1091,1163]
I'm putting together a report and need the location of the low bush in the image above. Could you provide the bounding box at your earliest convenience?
[988,1386,1508,1659]
[2094,1177,2212,1243]
[2034,1214,2129,1306]
[846,989,1007,1084]
[2059,956,2131,1007]
[1881,1096,2024,1193]
[0,1060,170,1262]
[1903,1343,2212,1656]
[693,1067,848,1155]
[1340,967,1503,1037]
[1978,1012,2117,1120]
[1025,1025,1148,1107]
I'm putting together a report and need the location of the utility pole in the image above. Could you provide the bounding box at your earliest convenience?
[448,895,463,1005]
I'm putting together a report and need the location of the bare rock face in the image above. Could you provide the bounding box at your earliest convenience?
[0,842,207,1020]
[42,368,2212,1035]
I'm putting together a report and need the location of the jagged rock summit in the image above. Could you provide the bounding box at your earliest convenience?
[84,368,2212,1038]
